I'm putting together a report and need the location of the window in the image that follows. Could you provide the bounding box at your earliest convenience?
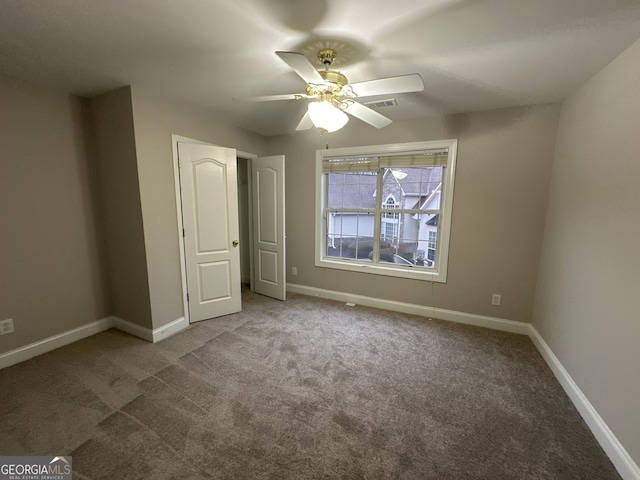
[383,196,398,217]
[381,196,399,241]
[383,220,397,241]
[316,140,458,282]
[427,230,437,264]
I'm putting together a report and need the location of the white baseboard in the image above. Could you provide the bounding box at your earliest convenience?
[0,317,113,369]
[112,316,188,343]
[112,317,154,343]
[286,283,530,335]
[0,315,189,370]
[528,327,640,480]
[151,316,188,342]
[286,282,639,480]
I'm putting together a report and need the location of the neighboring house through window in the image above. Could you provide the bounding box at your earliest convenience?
[316,139,458,282]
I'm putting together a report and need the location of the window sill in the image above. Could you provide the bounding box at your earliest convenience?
[316,257,447,283]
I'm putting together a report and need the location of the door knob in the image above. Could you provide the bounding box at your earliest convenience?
[232,240,239,247]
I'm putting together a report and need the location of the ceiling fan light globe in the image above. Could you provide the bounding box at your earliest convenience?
[308,101,348,133]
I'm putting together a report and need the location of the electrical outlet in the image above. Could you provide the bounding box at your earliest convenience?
[0,319,14,335]
[491,294,502,306]
[291,266,298,276]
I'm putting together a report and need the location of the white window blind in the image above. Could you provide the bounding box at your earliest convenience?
[322,150,448,173]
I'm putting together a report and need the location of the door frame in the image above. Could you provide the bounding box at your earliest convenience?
[171,135,257,324]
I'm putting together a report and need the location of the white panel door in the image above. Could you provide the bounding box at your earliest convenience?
[178,142,241,322]
[252,155,286,300]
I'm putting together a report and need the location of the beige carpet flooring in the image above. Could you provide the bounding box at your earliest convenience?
[0,290,620,479]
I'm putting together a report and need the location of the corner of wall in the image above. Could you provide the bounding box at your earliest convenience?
[88,86,153,329]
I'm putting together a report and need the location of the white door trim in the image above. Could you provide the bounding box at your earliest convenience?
[172,135,202,325]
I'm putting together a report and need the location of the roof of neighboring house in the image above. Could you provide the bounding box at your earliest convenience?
[418,182,443,211]
[383,168,442,205]
[328,173,377,209]
[328,167,443,210]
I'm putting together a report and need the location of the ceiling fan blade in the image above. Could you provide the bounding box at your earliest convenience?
[276,51,325,85]
[295,110,313,131]
[345,102,392,129]
[243,93,310,102]
[349,74,424,98]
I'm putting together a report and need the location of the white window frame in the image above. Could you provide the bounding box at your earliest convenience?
[315,139,458,283]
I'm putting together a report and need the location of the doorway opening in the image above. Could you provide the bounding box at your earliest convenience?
[172,136,286,324]
[236,155,253,288]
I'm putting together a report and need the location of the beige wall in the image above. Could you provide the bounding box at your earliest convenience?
[268,104,560,323]
[88,87,152,328]
[0,76,109,354]
[533,39,640,463]
[129,88,267,328]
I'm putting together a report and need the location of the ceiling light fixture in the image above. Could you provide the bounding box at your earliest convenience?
[392,169,408,180]
[248,48,424,133]
[308,97,349,133]
[304,53,353,133]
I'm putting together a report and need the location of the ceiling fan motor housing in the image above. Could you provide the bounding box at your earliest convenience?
[306,70,349,98]
[319,70,347,88]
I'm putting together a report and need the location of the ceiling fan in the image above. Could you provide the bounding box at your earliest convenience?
[248,48,424,133]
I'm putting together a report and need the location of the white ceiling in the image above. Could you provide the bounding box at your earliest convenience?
[1,0,640,136]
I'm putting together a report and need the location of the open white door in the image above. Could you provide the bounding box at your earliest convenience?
[178,142,242,322]
[252,155,286,300]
